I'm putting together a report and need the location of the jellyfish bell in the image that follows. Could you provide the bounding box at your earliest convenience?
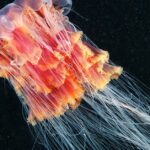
[14,0,71,14]
[0,3,23,39]
[14,0,44,10]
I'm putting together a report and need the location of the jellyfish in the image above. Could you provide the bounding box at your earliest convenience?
[0,0,150,149]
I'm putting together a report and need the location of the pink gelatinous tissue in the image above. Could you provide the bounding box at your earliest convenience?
[0,0,122,125]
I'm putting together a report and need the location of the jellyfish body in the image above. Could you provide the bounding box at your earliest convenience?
[0,1,150,150]
[0,1,122,124]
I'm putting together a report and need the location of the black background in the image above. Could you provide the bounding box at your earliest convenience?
[0,0,150,150]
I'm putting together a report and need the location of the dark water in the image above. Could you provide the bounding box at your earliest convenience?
[0,0,150,150]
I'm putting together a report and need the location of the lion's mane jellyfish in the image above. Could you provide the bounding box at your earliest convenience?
[0,0,150,149]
